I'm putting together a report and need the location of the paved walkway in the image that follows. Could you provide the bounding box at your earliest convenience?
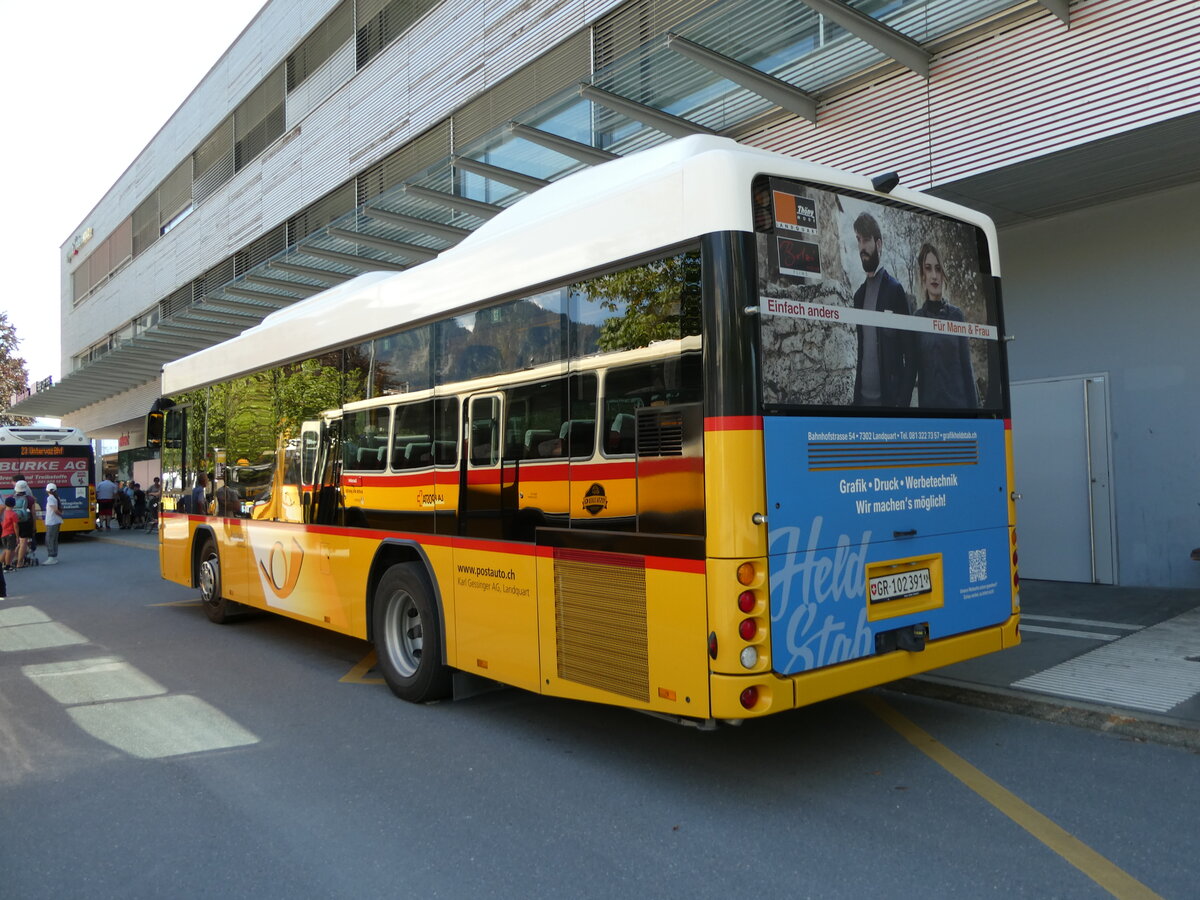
[83,526,1200,748]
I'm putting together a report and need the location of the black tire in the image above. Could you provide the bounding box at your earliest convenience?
[197,536,240,624]
[373,563,451,702]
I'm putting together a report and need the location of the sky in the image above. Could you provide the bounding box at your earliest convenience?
[0,1,267,391]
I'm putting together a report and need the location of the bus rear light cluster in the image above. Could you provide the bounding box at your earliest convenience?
[733,561,767,671]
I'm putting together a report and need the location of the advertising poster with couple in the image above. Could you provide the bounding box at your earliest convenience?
[756,178,1003,412]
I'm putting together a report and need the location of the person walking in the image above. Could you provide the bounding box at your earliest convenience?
[95,473,118,530]
[43,483,62,566]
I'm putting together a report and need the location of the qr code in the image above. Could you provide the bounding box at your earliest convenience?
[968,548,987,583]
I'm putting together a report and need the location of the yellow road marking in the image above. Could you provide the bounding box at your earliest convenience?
[341,650,385,685]
[861,695,1161,900]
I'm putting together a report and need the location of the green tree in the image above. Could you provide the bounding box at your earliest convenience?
[577,253,702,353]
[0,313,33,426]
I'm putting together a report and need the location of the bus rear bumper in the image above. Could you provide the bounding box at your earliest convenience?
[710,613,1020,720]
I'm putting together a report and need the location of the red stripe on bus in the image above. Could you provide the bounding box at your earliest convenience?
[554,547,646,569]
[704,415,763,431]
[167,514,704,572]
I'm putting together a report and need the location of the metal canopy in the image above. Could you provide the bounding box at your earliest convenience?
[507,123,619,166]
[219,285,295,306]
[451,156,551,194]
[398,184,503,219]
[665,33,818,123]
[799,0,931,78]
[325,228,439,261]
[297,245,408,271]
[579,84,715,138]
[242,273,326,297]
[267,260,354,283]
[361,207,472,243]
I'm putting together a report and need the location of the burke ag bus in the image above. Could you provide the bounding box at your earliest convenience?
[0,426,97,534]
[155,136,1019,724]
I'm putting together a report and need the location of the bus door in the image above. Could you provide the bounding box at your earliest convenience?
[454,392,540,691]
[216,475,251,602]
[310,416,343,527]
[295,420,320,524]
[460,394,505,539]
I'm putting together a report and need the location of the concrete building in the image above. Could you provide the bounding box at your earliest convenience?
[12,0,1200,587]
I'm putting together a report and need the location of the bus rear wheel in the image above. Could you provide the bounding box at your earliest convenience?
[373,563,451,702]
[198,537,239,624]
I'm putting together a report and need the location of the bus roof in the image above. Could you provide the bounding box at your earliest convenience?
[163,135,999,395]
[0,426,90,445]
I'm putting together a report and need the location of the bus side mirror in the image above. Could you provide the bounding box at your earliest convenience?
[146,411,164,449]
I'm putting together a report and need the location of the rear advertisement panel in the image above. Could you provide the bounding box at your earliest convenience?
[754,177,1011,675]
[763,416,1011,675]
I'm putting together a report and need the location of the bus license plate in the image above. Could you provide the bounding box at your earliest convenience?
[869,568,932,603]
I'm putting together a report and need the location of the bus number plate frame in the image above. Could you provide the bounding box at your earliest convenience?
[869,567,932,604]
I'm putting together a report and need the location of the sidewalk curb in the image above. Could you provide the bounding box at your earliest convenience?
[885,675,1200,753]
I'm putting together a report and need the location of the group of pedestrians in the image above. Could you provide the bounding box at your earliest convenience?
[0,478,62,601]
[95,475,158,530]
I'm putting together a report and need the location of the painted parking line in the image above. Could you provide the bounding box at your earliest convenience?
[1019,624,1122,641]
[1013,607,1200,713]
[861,695,1161,900]
[341,650,385,685]
[1021,614,1141,632]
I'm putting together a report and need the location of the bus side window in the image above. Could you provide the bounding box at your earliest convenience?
[469,395,500,467]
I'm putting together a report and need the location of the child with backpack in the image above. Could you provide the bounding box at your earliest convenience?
[13,481,39,568]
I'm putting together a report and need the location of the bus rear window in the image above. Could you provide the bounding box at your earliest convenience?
[754,177,1004,415]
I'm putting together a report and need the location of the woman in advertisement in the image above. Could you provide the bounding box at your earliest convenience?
[910,243,978,409]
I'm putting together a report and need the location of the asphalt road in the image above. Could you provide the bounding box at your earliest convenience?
[1,533,1195,899]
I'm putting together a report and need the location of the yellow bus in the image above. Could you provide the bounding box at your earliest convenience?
[155,136,1019,724]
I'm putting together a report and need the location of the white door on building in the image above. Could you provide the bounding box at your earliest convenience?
[1011,375,1115,584]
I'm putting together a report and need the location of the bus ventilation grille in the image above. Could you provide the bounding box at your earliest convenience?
[807,439,978,471]
[636,410,685,457]
[554,553,650,702]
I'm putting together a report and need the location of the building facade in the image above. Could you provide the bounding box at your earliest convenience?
[13,0,1200,587]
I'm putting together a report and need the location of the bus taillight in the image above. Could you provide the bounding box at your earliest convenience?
[739,686,759,709]
[733,563,767,670]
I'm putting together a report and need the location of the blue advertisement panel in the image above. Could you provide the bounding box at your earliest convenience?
[764,416,1012,675]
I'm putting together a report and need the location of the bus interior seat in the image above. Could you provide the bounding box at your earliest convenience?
[404,442,433,466]
[524,429,554,458]
[391,434,430,469]
[606,413,636,454]
[560,419,595,457]
[356,446,385,468]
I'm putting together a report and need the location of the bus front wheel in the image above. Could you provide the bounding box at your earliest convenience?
[198,537,238,624]
[373,563,451,703]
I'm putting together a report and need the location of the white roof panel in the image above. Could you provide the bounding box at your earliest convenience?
[163,136,999,394]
